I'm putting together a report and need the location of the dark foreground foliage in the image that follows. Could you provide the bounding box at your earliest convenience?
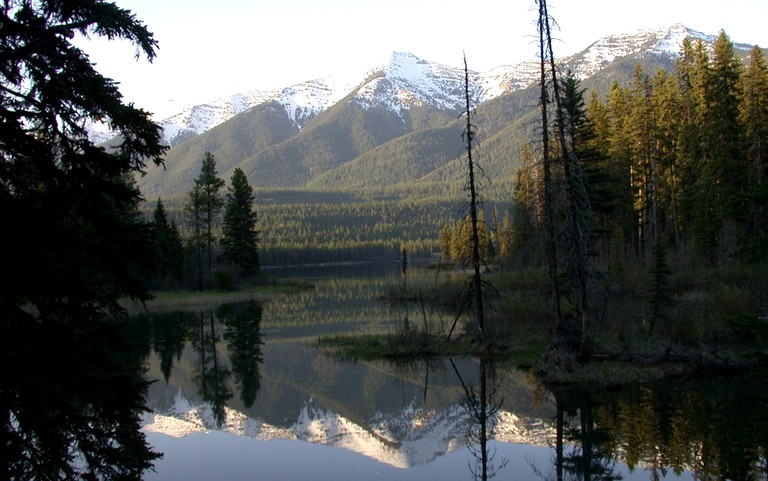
[1,1,167,478]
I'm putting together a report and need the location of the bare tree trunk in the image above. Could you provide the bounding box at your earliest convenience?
[537,0,563,323]
[463,54,486,339]
[539,0,593,360]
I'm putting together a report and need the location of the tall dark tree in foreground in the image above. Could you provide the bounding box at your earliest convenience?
[558,71,595,360]
[0,0,166,478]
[186,152,225,289]
[220,168,260,281]
[536,0,562,324]
[186,183,205,290]
[536,0,594,360]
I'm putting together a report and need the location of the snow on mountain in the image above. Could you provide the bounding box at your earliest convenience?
[89,24,748,146]
[142,390,555,469]
[158,90,276,145]
[562,23,751,79]
[157,78,354,146]
[478,60,541,99]
[352,51,472,113]
[653,23,712,55]
[84,120,117,146]
[275,76,353,127]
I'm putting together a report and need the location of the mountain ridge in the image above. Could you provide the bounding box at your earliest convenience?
[121,24,758,199]
[142,389,555,469]
[150,23,748,144]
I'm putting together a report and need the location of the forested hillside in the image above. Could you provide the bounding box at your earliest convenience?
[140,26,765,273]
[511,34,768,274]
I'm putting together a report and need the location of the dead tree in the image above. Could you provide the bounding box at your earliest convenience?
[537,0,594,361]
[463,54,486,340]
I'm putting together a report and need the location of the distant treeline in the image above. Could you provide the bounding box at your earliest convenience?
[151,189,510,267]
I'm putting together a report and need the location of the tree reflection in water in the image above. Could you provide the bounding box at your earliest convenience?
[2,318,159,480]
[393,356,768,481]
[139,300,264,428]
[451,357,509,481]
[218,301,264,409]
[194,309,233,427]
[545,373,768,481]
[549,387,620,481]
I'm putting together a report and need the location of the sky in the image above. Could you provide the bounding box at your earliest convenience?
[77,0,768,120]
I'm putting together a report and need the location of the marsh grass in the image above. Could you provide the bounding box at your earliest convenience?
[318,262,767,386]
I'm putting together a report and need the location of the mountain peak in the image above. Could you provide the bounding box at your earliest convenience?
[129,23,759,197]
[352,51,470,113]
[92,24,755,151]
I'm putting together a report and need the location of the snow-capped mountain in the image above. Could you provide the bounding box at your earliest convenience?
[352,51,474,114]
[125,23,762,197]
[158,90,277,145]
[142,390,555,469]
[157,76,355,146]
[561,23,752,78]
[89,24,754,148]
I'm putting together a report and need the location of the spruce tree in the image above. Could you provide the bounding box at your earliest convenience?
[651,69,685,246]
[738,45,768,258]
[186,183,205,290]
[510,158,539,266]
[186,152,225,289]
[220,168,260,279]
[707,31,745,256]
[627,66,659,260]
[150,199,184,289]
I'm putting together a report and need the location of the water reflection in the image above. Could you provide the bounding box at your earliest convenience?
[451,357,509,480]
[193,309,232,427]
[134,265,767,481]
[539,373,768,481]
[550,386,619,481]
[9,263,767,481]
[219,301,264,409]
[2,319,159,479]
[137,305,768,481]
[133,300,264,428]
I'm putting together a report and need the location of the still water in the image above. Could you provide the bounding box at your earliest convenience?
[135,263,767,481]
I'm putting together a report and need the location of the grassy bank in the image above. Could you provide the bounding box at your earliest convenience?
[317,263,768,386]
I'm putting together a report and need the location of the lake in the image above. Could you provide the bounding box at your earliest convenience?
[135,263,767,481]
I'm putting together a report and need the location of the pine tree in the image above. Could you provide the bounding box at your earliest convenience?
[557,68,594,360]
[186,152,225,289]
[651,68,685,246]
[675,38,708,251]
[583,90,619,259]
[738,45,768,258]
[220,168,260,280]
[510,163,539,266]
[150,199,184,289]
[627,65,659,260]
[706,31,745,258]
[604,81,637,252]
[438,223,453,260]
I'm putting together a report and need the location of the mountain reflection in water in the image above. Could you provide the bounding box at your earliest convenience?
[132,264,767,481]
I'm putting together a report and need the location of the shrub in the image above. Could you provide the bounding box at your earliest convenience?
[213,268,236,291]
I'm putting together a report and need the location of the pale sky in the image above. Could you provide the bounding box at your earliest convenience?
[77,0,768,120]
